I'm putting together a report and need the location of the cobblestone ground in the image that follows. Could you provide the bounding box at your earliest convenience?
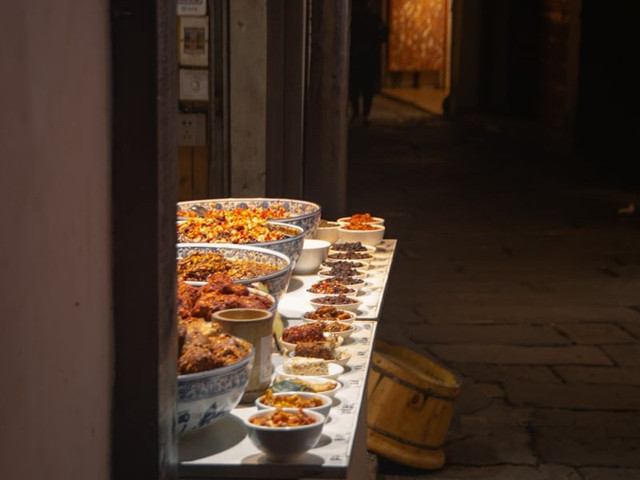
[348,95,640,480]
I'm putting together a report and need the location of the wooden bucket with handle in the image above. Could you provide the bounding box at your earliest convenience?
[366,339,460,469]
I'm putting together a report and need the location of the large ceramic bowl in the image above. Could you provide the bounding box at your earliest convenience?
[177,243,293,301]
[177,197,322,239]
[244,409,326,462]
[177,219,305,267]
[177,346,255,435]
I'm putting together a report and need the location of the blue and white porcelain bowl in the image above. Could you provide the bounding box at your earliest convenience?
[259,222,305,266]
[177,197,322,238]
[177,243,294,301]
[177,346,255,435]
[176,220,305,267]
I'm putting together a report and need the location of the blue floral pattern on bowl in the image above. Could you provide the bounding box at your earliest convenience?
[177,347,254,435]
[176,220,305,267]
[177,197,322,238]
[177,243,293,301]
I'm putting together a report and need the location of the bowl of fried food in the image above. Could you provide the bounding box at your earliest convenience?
[177,243,293,301]
[336,213,385,226]
[176,317,255,435]
[177,197,322,238]
[255,389,332,420]
[244,408,326,462]
[302,306,357,323]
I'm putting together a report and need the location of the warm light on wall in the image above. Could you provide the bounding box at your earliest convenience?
[388,0,447,72]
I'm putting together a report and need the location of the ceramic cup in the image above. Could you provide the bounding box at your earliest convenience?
[212,308,275,403]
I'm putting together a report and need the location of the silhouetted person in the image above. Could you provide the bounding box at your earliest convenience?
[349,0,388,125]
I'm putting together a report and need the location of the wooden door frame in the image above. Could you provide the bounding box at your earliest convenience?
[111,1,178,478]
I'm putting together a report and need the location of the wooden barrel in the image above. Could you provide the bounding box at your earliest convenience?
[366,339,461,469]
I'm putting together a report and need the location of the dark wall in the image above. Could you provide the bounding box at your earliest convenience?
[477,0,569,123]
[575,2,639,180]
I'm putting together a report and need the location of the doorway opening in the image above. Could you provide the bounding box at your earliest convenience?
[379,0,451,115]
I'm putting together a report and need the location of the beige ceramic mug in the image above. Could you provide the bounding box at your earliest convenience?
[212,308,274,403]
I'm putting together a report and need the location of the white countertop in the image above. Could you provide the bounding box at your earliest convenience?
[178,320,377,479]
[178,240,397,479]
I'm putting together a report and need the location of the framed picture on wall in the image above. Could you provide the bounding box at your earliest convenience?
[179,16,209,67]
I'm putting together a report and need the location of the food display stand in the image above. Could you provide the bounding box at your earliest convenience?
[178,239,397,479]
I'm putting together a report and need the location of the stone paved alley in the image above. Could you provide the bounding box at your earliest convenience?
[347,95,640,480]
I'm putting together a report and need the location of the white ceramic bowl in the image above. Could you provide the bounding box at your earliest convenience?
[293,239,331,275]
[329,349,352,366]
[329,242,377,256]
[275,361,344,380]
[306,280,359,297]
[301,308,357,323]
[255,391,333,419]
[244,409,326,462]
[309,294,362,312]
[177,243,293,301]
[325,251,375,264]
[337,224,385,246]
[318,267,367,280]
[278,334,344,352]
[177,346,255,435]
[287,348,352,367]
[313,220,340,243]
[177,197,322,239]
[320,258,370,271]
[329,276,366,293]
[268,376,342,398]
[319,321,357,340]
[337,215,385,226]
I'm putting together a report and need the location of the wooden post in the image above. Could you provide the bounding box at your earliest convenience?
[303,0,350,220]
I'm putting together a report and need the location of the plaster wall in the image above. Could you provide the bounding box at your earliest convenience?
[0,2,112,478]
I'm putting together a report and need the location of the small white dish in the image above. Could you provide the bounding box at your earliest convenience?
[301,308,357,323]
[268,376,342,398]
[275,361,344,380]
[287,348,352,367]
[255,391,333,420]
[320,321,357,340]
[321,258,370,271]
[329,243,377,256]
[337,215,385,226]
[309,295,362,312]
[318,268,367,280]
[337,224,385,246]
[325,251,375,264]
[306,286,359,298]
[278,333,344,352]
[309,277,365,294]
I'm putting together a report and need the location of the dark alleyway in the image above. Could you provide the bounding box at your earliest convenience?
[347,95,640,480]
